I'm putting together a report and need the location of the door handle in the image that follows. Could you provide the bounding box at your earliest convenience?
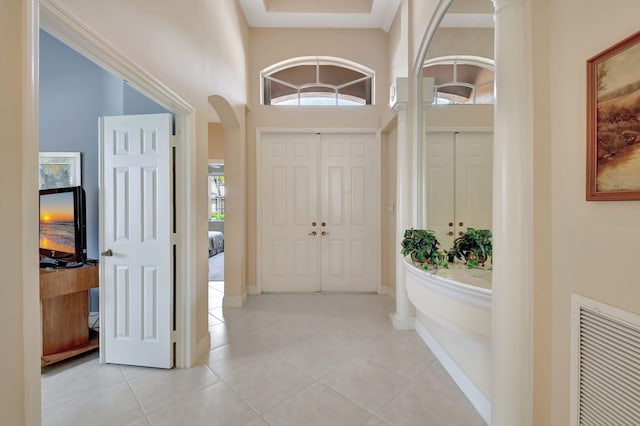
[101,249,113,257]
[308,231,317,236]
[321,231,330,236]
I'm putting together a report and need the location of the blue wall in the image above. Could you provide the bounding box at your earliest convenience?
[40,30,170,312]
[39,30,169,260]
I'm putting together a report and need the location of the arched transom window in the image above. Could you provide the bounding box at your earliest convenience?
[262,57,374,106]
[423,56,495,105]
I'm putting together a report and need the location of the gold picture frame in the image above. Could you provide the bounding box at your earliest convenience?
[587,30,640,201]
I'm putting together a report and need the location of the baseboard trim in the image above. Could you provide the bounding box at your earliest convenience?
[390,313,415,330]
[378,286,396,298]
[247,284,259,295]
[195,332,211,364]
[223,292,247,308]
[415,320,491,424]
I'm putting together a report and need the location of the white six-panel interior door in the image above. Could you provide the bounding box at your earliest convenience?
[100,113,173,369]
[259,131,381,293]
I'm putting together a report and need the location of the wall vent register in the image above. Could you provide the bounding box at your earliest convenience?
[571,295,640,425]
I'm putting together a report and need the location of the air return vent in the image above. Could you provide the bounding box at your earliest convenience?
[571,295,640,425]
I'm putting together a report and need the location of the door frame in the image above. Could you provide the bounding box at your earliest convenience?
[30,0,198,370]
[256,127,382,295]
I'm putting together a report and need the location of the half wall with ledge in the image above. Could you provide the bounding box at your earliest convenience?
[404,260,492,423]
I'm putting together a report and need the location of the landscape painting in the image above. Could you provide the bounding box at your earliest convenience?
[39,152,81,190]
[587,31,640,200]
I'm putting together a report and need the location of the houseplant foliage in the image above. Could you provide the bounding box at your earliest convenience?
[451,228,492,268]
[401,229,448,269]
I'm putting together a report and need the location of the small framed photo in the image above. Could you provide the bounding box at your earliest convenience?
[39,152,82,190]
[587,30,640,201]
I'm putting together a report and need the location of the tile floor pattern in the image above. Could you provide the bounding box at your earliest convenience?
[41,281,486,426]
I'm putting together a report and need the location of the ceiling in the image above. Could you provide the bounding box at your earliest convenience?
[238,0,402,32]
[441,0,494,28]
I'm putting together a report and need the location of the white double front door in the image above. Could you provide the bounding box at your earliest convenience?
[259,131,381,293]
[425,130,493,249]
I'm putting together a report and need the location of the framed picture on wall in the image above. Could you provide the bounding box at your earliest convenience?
[39,152,82,190]
[587,30,640,201]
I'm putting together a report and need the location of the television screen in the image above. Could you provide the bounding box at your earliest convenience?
[39,186,86,262]
[40,192,75,255]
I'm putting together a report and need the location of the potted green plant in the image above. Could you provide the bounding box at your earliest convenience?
[451,228,492,268]
[401,229,448,269]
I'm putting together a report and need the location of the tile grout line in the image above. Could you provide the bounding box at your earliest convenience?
[119,365,153,424]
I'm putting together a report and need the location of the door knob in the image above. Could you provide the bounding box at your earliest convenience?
[308,231,317,236]
[458,222,464,227]
[312,222,317,226]
[448,222,453,227]
[101,249,113,257]
[459,231,464,236]
[447,231,454,236]
[321,222,326,226]
[321,231,330,236]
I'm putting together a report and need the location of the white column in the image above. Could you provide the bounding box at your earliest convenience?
[391,101,415,330]
[491,0,533,424]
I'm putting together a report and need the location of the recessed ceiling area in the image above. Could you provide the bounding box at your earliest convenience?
[264,0,373,14]
[440,0,494,28]
[238,0,401,32]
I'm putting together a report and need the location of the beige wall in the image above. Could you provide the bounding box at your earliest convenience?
[388,1,408,83]
[246,28,391,287]
[425,28,494,60]
[425,104,493,128]
[51,0,250,346]
[1,1,28,423]
[381,121,398,291]
[542,0,640,424]
[531,1,552,424]
[208,122,225,160]
[410,0,440,69]
[1,5,249,415]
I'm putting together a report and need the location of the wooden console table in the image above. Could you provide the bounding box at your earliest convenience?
[40,264,99,367]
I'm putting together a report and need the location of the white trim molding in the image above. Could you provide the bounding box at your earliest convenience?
[223,293,248,308]
[196,332,211,363]
[416,320,491,423]
[404,261,492,310]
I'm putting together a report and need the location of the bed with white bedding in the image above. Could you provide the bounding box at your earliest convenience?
[208,231,224,257]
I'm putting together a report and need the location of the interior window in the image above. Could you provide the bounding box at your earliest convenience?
[423,56,495,105]
[262,58,374,106]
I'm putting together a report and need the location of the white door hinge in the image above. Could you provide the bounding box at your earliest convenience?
[171,233,177,245]
[170,135,177,148]
[171,330,177,343]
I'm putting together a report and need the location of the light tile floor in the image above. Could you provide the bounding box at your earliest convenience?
[41,281,486,426]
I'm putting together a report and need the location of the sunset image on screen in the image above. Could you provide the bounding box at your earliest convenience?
[40,192,75,254]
